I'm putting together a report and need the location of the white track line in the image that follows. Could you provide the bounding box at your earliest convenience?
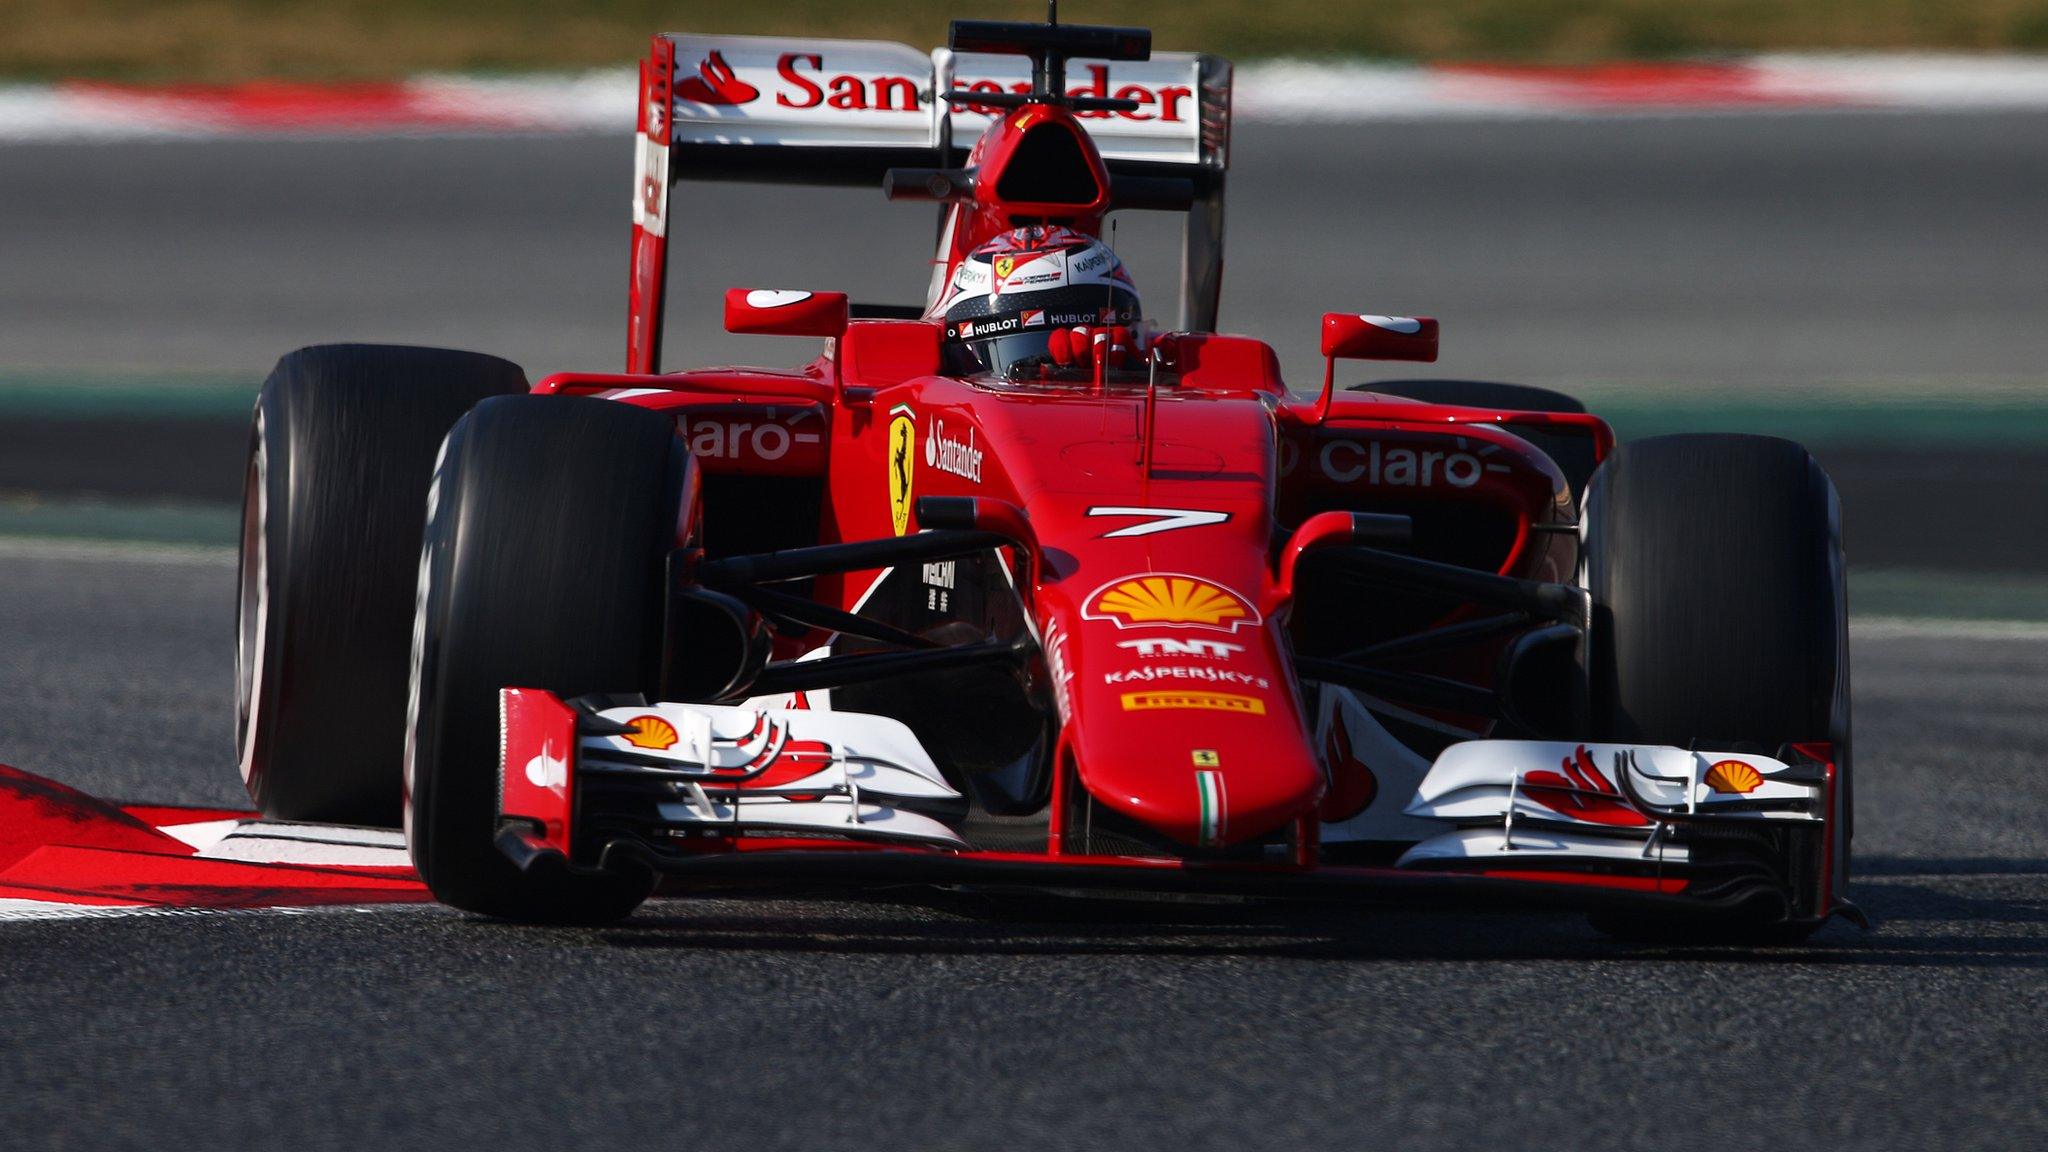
[0,900,447,923]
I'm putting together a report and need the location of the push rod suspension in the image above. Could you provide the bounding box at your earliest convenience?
[1322,546,1587,627]
[743,639,1030,697]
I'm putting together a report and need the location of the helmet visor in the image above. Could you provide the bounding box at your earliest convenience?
[943,294,1140,380]
[946,314,1056,378]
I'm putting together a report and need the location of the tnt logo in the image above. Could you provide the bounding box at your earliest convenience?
[1117,637,1244,659]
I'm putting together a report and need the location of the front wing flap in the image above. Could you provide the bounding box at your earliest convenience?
[1396,739,1841,922]
[497,689,970,870]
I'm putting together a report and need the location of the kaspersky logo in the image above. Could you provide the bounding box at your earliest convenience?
[676,52,761,105]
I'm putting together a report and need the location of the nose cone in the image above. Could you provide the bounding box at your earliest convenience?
[1077,711,1325,849]
[1049,574,1324,850]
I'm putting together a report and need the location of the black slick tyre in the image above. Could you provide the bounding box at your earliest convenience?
[1579,433,1850,942]
[404,395,685,922]
[237,344,527,825]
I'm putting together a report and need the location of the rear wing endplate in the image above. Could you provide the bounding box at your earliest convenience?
[630,33,1231,372]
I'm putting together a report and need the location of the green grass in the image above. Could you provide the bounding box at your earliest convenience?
[5,0,2048,82]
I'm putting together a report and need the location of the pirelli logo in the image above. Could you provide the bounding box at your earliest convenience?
[1119,691,1266,716]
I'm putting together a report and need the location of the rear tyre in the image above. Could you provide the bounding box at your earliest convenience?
[405,395,683,922]
[237,344,528,825]
[1579,434,1850,943]
[1354,378,1597,502]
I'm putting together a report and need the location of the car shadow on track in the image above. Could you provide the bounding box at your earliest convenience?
[538,855,2048,968]
[590,904,1621,962]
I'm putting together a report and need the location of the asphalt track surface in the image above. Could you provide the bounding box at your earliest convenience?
[3,113,2047,1148]
[4,113,2047,385]
[1,543,2046,1149]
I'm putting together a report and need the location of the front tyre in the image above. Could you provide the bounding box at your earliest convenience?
[1579,434,1850,943]
[237,344,528,825]
[405,395,687,922]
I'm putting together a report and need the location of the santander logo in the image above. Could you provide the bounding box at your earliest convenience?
[923,418,984,483]
[676,51,761,106]
[670,51,1192,123]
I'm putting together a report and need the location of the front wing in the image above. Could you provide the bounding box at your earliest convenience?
[496,689,1849,926]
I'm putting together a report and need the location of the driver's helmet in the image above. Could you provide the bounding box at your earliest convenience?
[936,225,1141,379]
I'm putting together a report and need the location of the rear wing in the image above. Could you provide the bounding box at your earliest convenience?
[630,33,1231,373]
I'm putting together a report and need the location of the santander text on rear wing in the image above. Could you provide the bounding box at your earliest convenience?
[629,33,1232,372]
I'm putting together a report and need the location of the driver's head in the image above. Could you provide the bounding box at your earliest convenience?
[937,226,1141,379]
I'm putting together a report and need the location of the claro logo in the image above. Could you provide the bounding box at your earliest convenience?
[681,410,821,462]
[1317,439,1512,489]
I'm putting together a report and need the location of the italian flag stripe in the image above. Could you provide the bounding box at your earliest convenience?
[1196,771,1225,847]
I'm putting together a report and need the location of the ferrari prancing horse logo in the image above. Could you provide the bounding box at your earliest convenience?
[888,405,916,536]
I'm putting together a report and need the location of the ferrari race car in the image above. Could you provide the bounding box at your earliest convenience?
[234,15,1856,939]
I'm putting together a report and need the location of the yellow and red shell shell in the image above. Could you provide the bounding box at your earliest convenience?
[1703,759,1764,795]
[623,715,679,751]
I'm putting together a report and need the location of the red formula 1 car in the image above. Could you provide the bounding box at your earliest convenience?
[235,16,1856,938]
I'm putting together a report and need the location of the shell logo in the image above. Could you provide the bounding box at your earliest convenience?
[623,715,679,751]
[1082,574,1260,632]
[1703,759,1764,795]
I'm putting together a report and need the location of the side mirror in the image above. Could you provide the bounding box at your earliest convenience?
[1320,313,1438,362]
[1307,313,1440,425]
[723,289,850,339]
